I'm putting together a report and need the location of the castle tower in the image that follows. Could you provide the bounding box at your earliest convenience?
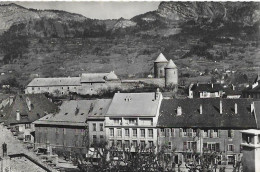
[165,59,178,87]
[154,53,168,78]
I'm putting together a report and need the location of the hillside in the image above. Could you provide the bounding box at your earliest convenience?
[0,2,259,88]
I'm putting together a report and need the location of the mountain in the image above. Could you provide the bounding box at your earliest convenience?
[0,2,259,87]
[0,3,88,34]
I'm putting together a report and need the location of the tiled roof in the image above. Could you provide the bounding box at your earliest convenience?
[27,77,81,87]
[106,92,161,117]
[34,100,96,126]
[165,59,177,69]
[87,99,112,120]
[0,94,58,125]
[80,71,118,83]
[191,84,224,92]
[157,98,257,129]
[154,53,168,63]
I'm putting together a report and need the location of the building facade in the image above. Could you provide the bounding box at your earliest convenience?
[104,91,162,152]
[0,94,57,143]
[157,98,257,167]
[33,100,96,151]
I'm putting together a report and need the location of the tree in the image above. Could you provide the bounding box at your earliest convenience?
[75,142,177,172]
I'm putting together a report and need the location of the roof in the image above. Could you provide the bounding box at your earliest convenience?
[87,99,112,120]
[106,92,161,117]
[157,98,257,129]
[34,100,96,126]
[191,83,224,92]
[243,81,260,93]
[0,94,58,125]
[165,59,177,69]
[154,53,168,63]
[27,77,81,87]
[80,71,119,83]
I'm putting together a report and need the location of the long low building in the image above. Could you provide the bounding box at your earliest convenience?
[25,71,120,96]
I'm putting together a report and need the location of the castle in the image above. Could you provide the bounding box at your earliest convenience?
[25,53,178,95]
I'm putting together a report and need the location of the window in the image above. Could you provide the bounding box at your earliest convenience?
[132,140,137,148]
[160,128,165,136]
[117,128,122,137]
[100,135,104,142]
[227,156,235,165]
[148,141,154,148]
[204,142,220,152]
[125,140,130,148]
[141,141,145,149]
[228,144,234,152]
[168,141,172,149]
[187,129,193,137]
[63,128,66,135]
[171,129,175,137]
[129,118,137,125]
[93,123,96,131]
[109,140,114,147]
[140,129,145,138]
[210,129,219,138]
[203,130,208,138]
[99,123,103,131]
[117,140,122,148]
[183,128,187,137]
[81,129,85,135]
[25,124,31,129]
[93,135,97,143]
[187,141,197,150]
[148,129,153,138]
[25,135,31,141]
[56,128,59,134]
[228,130,234,138]
[114,118,121,125]
[133,129,137,137]
[125,129,129,137]
[75,129,78,135]
[110,128,114,137]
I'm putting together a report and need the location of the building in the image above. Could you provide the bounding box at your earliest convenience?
[242,74,260,99]
[105,90,162,152]
[240,129,260,172]
[154,53,169,78]
[188,83,225,98]
[87,99,112,146]
[25,71,120,96]
[33,100,96,151]
[0,94,58,143]
[157,98,257,167]
[241,101,260,172]
[154,53,178,87]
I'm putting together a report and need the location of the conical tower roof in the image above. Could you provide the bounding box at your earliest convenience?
[165,59,177,69]
[154,53,168,63]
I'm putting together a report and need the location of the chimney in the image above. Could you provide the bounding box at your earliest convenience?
[2,143,7,157]
[117,91,120,93]
[200,104,202,114]
[251,102,254,113]
[16,110,20,121]
[155,88,160,100]
[220,100,223,114]
[26,97,31,111]
[9,96,14,105]
[177,106,182,116]
[235,103,238,114]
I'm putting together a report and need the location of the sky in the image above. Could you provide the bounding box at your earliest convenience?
[11,1,160,19]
